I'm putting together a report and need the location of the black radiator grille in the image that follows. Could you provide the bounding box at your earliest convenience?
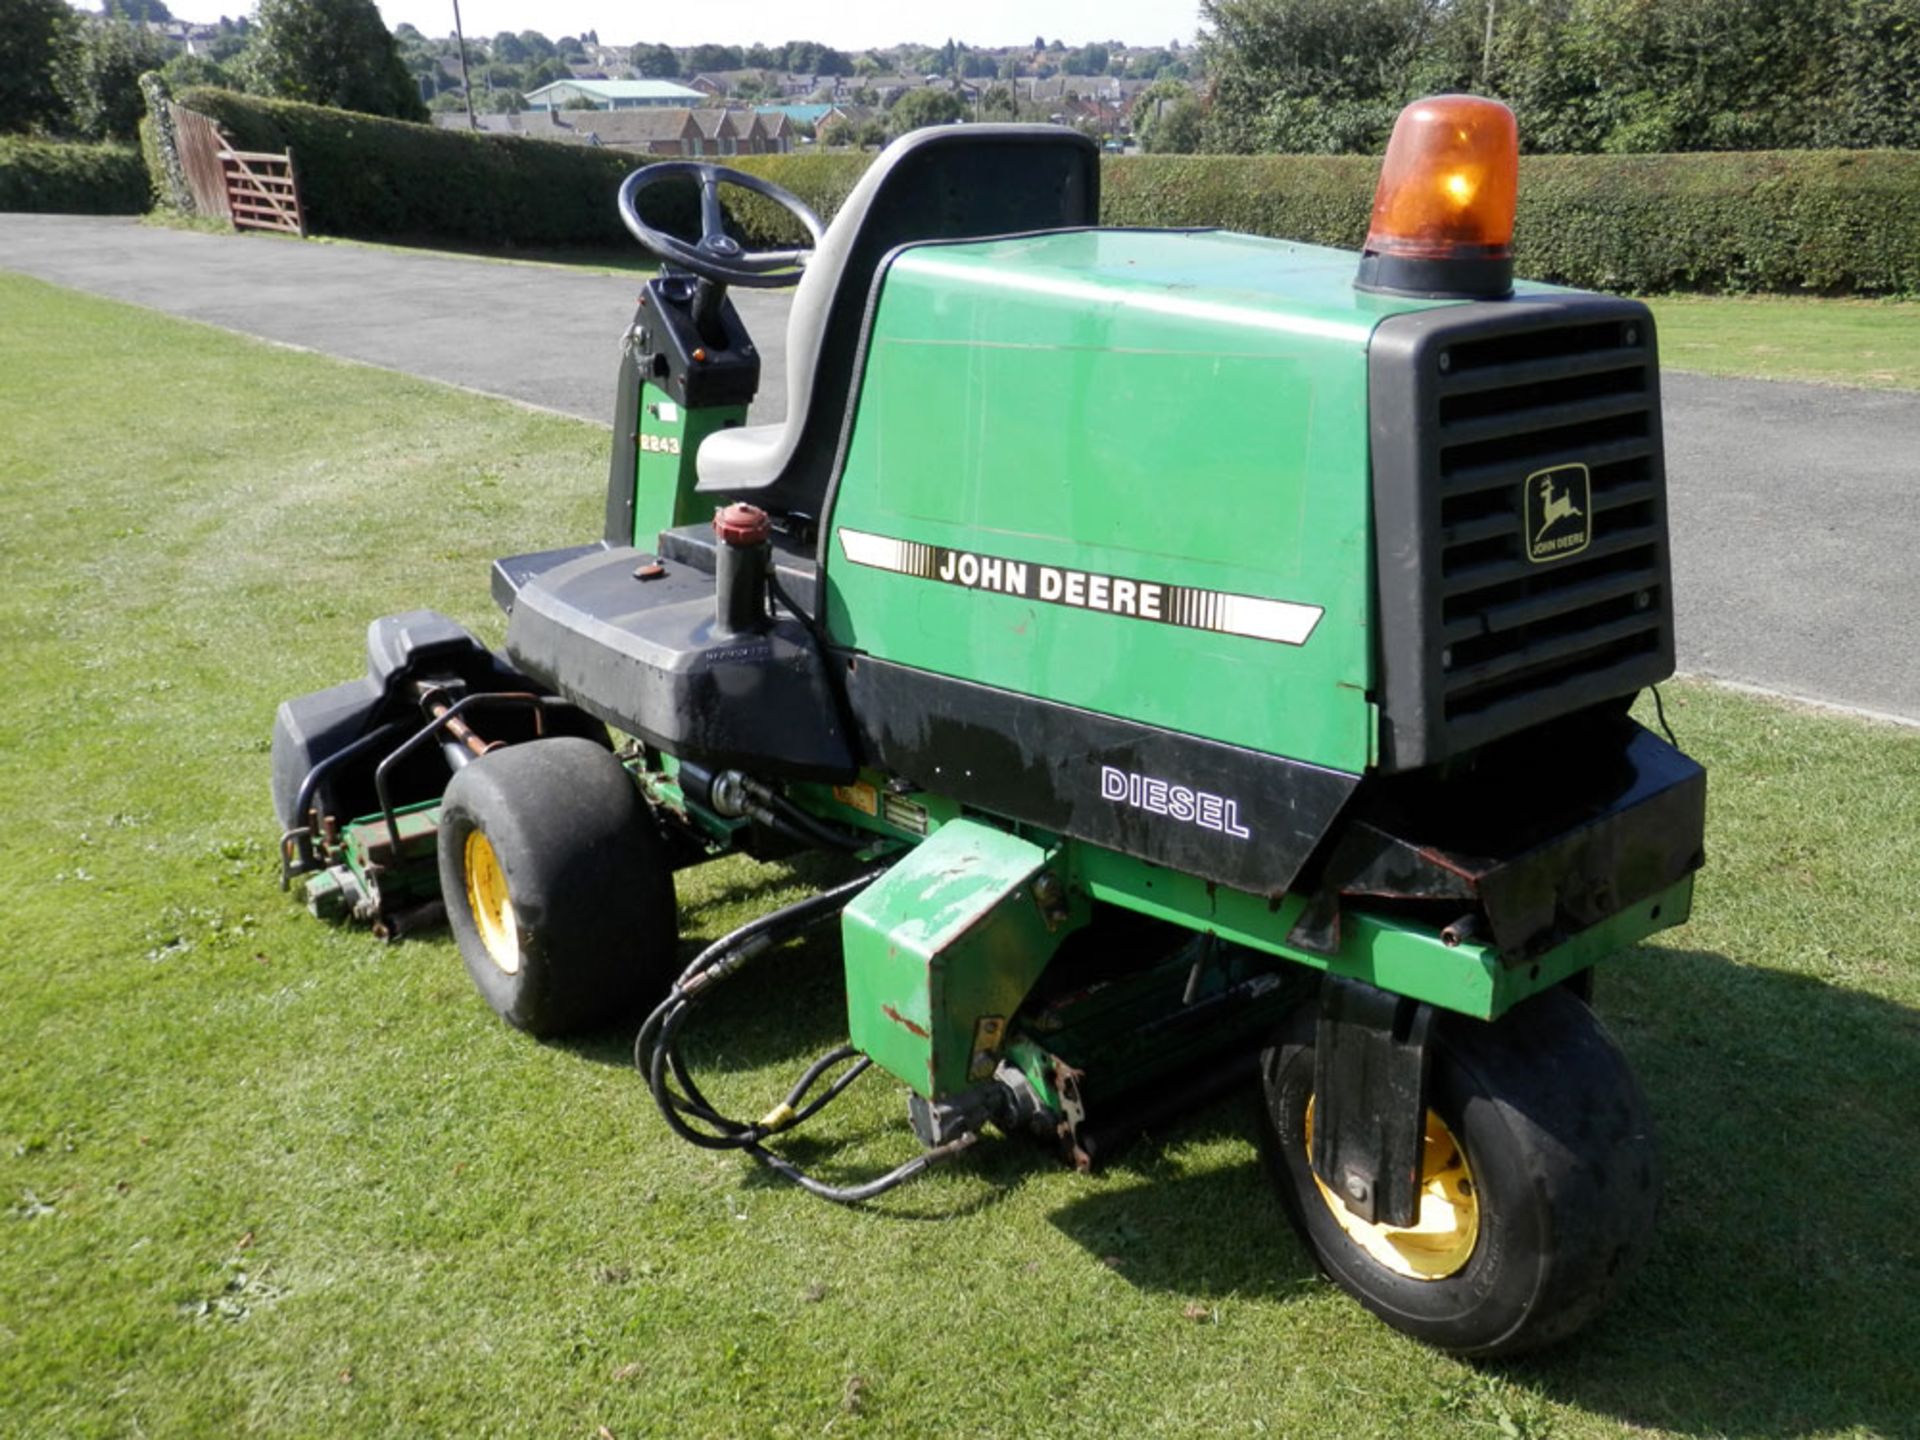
[1434,320,1664,720]
[1369,298,1676,769]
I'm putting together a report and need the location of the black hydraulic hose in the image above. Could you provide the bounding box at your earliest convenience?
[371,691,565,840]
[739,776,867,854]
[744,1131,979,1204]
[633,872,879,1148]
[1650,683,1681,748]
[633,868,982,1204]
[766,568,824,646]
[280,719,412,883]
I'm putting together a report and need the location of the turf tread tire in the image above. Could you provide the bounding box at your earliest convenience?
[438,737,677,1038]
[1257,985,1660,1358]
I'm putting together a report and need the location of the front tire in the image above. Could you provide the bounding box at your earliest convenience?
[438,737,677,1038]
[1256,985,1660,1358]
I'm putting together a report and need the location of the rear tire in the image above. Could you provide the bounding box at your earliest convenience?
[1256,985,1660,1358]
[438,737,677,1038]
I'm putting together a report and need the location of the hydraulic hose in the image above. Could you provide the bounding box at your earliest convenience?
[634,869,981,1204]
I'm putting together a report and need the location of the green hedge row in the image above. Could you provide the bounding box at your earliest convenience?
[0,138,150,215]
[1512,151,1920,295]
[174,88,685,247]
[158,91,1920,294]
[751,150,1920,296]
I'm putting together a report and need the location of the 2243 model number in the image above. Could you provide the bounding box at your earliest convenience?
[638,433,682,455]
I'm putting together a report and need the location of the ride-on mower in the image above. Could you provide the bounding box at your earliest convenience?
[272,97,1704,1357]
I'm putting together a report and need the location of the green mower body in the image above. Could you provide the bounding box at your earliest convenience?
[272,119,1702,1357]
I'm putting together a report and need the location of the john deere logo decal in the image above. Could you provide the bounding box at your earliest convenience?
[1525,463,1591,563]
[835,529,1323,646]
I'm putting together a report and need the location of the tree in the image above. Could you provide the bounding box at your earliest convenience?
[106,0,173,21]
[1062,43,1110,75]
[56,16,168,141]
[207,16,251,63]
[1197,0,1919,156]
[1136,81,1204,152]
[783,40,852,75]
[491,31,526,64]
[246,0,427,120]
[631,43,679,78]
[517,30,555,60]
[0,0,74,133]
[1198,0,1453,153]
[888,86,965,135]
[980,83,1016,118]
[684,42,743,73]
[162,51,231,92]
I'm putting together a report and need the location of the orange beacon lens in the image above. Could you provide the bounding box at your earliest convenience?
[1357,95,1519,299]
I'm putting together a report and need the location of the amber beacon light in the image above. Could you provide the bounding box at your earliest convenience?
[1356,94,1519,300]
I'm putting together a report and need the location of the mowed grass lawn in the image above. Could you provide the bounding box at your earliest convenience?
[1644,296,1920,391]
[2,272,1917,1438]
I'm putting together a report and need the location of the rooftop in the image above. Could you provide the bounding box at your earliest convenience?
[522,79,706,103]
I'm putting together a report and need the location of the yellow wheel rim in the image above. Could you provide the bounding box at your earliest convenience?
[464,830,520,976]
[1305,1097,1480,1280]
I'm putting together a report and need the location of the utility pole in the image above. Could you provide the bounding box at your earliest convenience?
[1482,0,1498,90]
[452,0,477,130]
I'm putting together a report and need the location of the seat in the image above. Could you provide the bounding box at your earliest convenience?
[694,124,1101,517]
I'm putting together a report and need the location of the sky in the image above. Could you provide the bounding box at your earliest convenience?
[369,1,1207,52]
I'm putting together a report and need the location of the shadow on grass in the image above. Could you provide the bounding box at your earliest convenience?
[557,922,851,1075]
[1044,946,1918,1434]
[1046,1096,1321,1303]
[1503,946,1920,1435]
[563,888,1918,1434]
[556,854,869,1073]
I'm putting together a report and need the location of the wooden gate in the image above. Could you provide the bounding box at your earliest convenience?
[168,102,306,237]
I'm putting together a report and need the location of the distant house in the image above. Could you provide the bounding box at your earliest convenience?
[689,110,794,156]
[754,103,840,130]
[691,108,743,154]
[521,79,706,111]
[686,70,770,100]
[430,107,793,157]
[747,112,791,154]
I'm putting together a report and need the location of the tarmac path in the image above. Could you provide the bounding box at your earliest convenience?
[5,214,1915,723]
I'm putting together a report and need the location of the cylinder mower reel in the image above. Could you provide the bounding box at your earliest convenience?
[268,98,1703,1359]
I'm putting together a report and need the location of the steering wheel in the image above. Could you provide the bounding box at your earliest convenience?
[617,161,824,289]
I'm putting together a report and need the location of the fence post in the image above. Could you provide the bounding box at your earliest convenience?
[286,148,307,238]
[138,71,192,213]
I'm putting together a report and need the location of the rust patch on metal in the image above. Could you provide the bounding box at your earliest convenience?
[881,1004,929,1039]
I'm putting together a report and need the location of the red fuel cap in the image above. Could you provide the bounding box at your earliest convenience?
[713,502,771,547]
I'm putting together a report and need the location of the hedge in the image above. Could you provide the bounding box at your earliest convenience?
[0,138,150,215]
[694,149,1920,296]
[175,87,673,248]
[159,91,1920,294]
